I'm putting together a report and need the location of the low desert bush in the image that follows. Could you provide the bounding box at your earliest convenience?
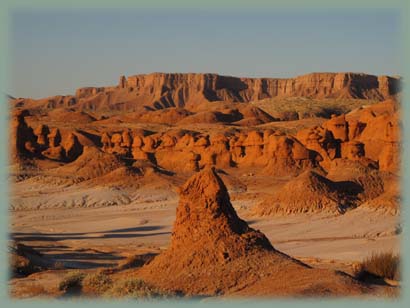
[104,278,172,299]
[82,271,113,294]
[22,283,48,297]
[58,270,86,292]
[355,252,400,281]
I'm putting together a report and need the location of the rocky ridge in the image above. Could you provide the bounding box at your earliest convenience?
[13,72,400,112]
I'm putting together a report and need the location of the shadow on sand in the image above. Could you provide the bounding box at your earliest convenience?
[10,225,170,269]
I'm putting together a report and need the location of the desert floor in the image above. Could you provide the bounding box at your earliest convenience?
[10,178,400,274]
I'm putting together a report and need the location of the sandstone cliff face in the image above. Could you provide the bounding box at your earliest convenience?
[10,110,37,162]
[69,72,400,112]
[10,110,86,163]
[11,99,400,177]
[94,129,317,175]
[12,72,400,115]
[55,98,398,177]
[121,72,400,108]
[296,100,400,174]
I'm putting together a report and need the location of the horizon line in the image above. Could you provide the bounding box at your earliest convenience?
[10,71,401,100]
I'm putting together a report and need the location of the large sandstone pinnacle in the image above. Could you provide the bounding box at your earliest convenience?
[138,168,367,297]
[139,167,278,295]
[170,167,274,255]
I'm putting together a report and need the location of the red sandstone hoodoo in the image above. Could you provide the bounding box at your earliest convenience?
[9,72,401,215]
[137,168,367,296]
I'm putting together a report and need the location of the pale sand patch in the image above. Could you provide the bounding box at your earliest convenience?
[10,191,400,270]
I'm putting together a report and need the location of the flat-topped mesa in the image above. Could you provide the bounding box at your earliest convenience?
[71,72,400,111]
[75,86,117,99]
[116,72,400,107]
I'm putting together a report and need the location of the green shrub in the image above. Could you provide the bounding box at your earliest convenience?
[355,252,400,281]
[104,278,171,299]
[82,271,113,294]
[58,270,86,292]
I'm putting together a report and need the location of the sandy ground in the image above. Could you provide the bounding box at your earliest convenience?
[9,169,401,299]
[10,188,400,271]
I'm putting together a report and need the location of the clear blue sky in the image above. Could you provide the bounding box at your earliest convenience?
[10,9,401,99]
